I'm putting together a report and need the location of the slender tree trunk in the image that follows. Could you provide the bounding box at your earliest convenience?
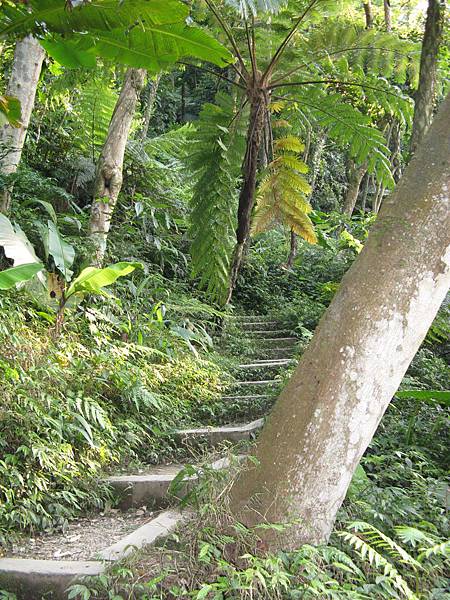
[360,172,369,211]
[140,73,161,141]
[383,0,392,31]
[362,1,374,28]
[410,0,445,155]
[309,133,326,193]
[89,68,146,265]
[229,94,450,549]
[342,160,367,217]
[227,86,269,303]
[0,36,45,213]
[285,229,298,269]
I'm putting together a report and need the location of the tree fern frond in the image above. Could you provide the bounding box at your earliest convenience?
[292,88,395,188]
[253,131,316,244]
[72,81,118,160]
[274,135,305,153]
[186,93,247,304]
[273,154,309,173]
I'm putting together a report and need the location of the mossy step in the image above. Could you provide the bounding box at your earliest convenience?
[174,418,264,446]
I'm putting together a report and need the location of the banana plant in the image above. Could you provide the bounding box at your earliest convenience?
[0,214,140,332]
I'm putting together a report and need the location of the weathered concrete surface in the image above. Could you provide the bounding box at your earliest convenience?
[175,418,264,445]
[107,457,234,508]
[107,464,184,509]
[95,509,187,561]
[0,558,104,599]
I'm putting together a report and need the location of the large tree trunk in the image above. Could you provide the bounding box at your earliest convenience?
[410,0,445,155]
[226,87,268,303]
[342,160,367,217]
[89,68,146,265]
[229,94,450,549]
[0,36,45,213]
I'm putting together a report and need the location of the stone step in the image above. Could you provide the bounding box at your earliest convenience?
[230,315,277,322]
[245,329,293,338]
[0,510,186,600]
[174,418,264,446]
[238,321,282,330]
[107,457,233,509]
[257,337,298,347]
[238,359,294,369]
[234,379,278,386]
[222,394,272,402]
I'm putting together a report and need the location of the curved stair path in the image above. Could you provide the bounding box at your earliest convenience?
[0,315,298,599]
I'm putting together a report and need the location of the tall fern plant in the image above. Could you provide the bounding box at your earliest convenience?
[188,0,418,304]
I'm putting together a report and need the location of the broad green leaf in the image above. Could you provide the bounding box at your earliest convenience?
[0,263,44,290]
[66,262,141,297]
[71,24,233,71]
[0,214,41,266]
[396,389,450,407]
[47,221,76,281]
[40,36,97,69]
[346,464,370,500]
[0,0,189,38]
[0,94,21,127]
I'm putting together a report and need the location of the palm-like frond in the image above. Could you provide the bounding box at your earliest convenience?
[72,81,118,160]
[292,87,396,188]
[187,94,247,304]
[252,134,317,244]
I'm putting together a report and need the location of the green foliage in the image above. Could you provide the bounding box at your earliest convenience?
[72,80,118,160]
[0,94,21,127]
[253,132,317,243]
[187,93,247,304]
[0,263,44,290]
[0,0,233,70]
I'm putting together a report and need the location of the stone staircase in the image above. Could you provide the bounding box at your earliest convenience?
[0,315,298,599]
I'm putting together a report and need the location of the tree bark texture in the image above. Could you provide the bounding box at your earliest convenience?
[363,1,374,28]
[229,94,450,549]
[227,86,269,303]
[89,68,146,265]
[410,0,445,155]
[0,36,45,213]
[383,0,392,31]
[342,160,367,217]
[285,229,298,269]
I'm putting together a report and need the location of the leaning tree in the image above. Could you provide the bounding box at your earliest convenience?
[229,93,450,548]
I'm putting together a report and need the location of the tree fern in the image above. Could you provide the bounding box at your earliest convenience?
[253,131,317,243]
[72,81,118,161]
[187,93,247,305]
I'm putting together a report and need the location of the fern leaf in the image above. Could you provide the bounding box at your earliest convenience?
[187,94,247,304]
